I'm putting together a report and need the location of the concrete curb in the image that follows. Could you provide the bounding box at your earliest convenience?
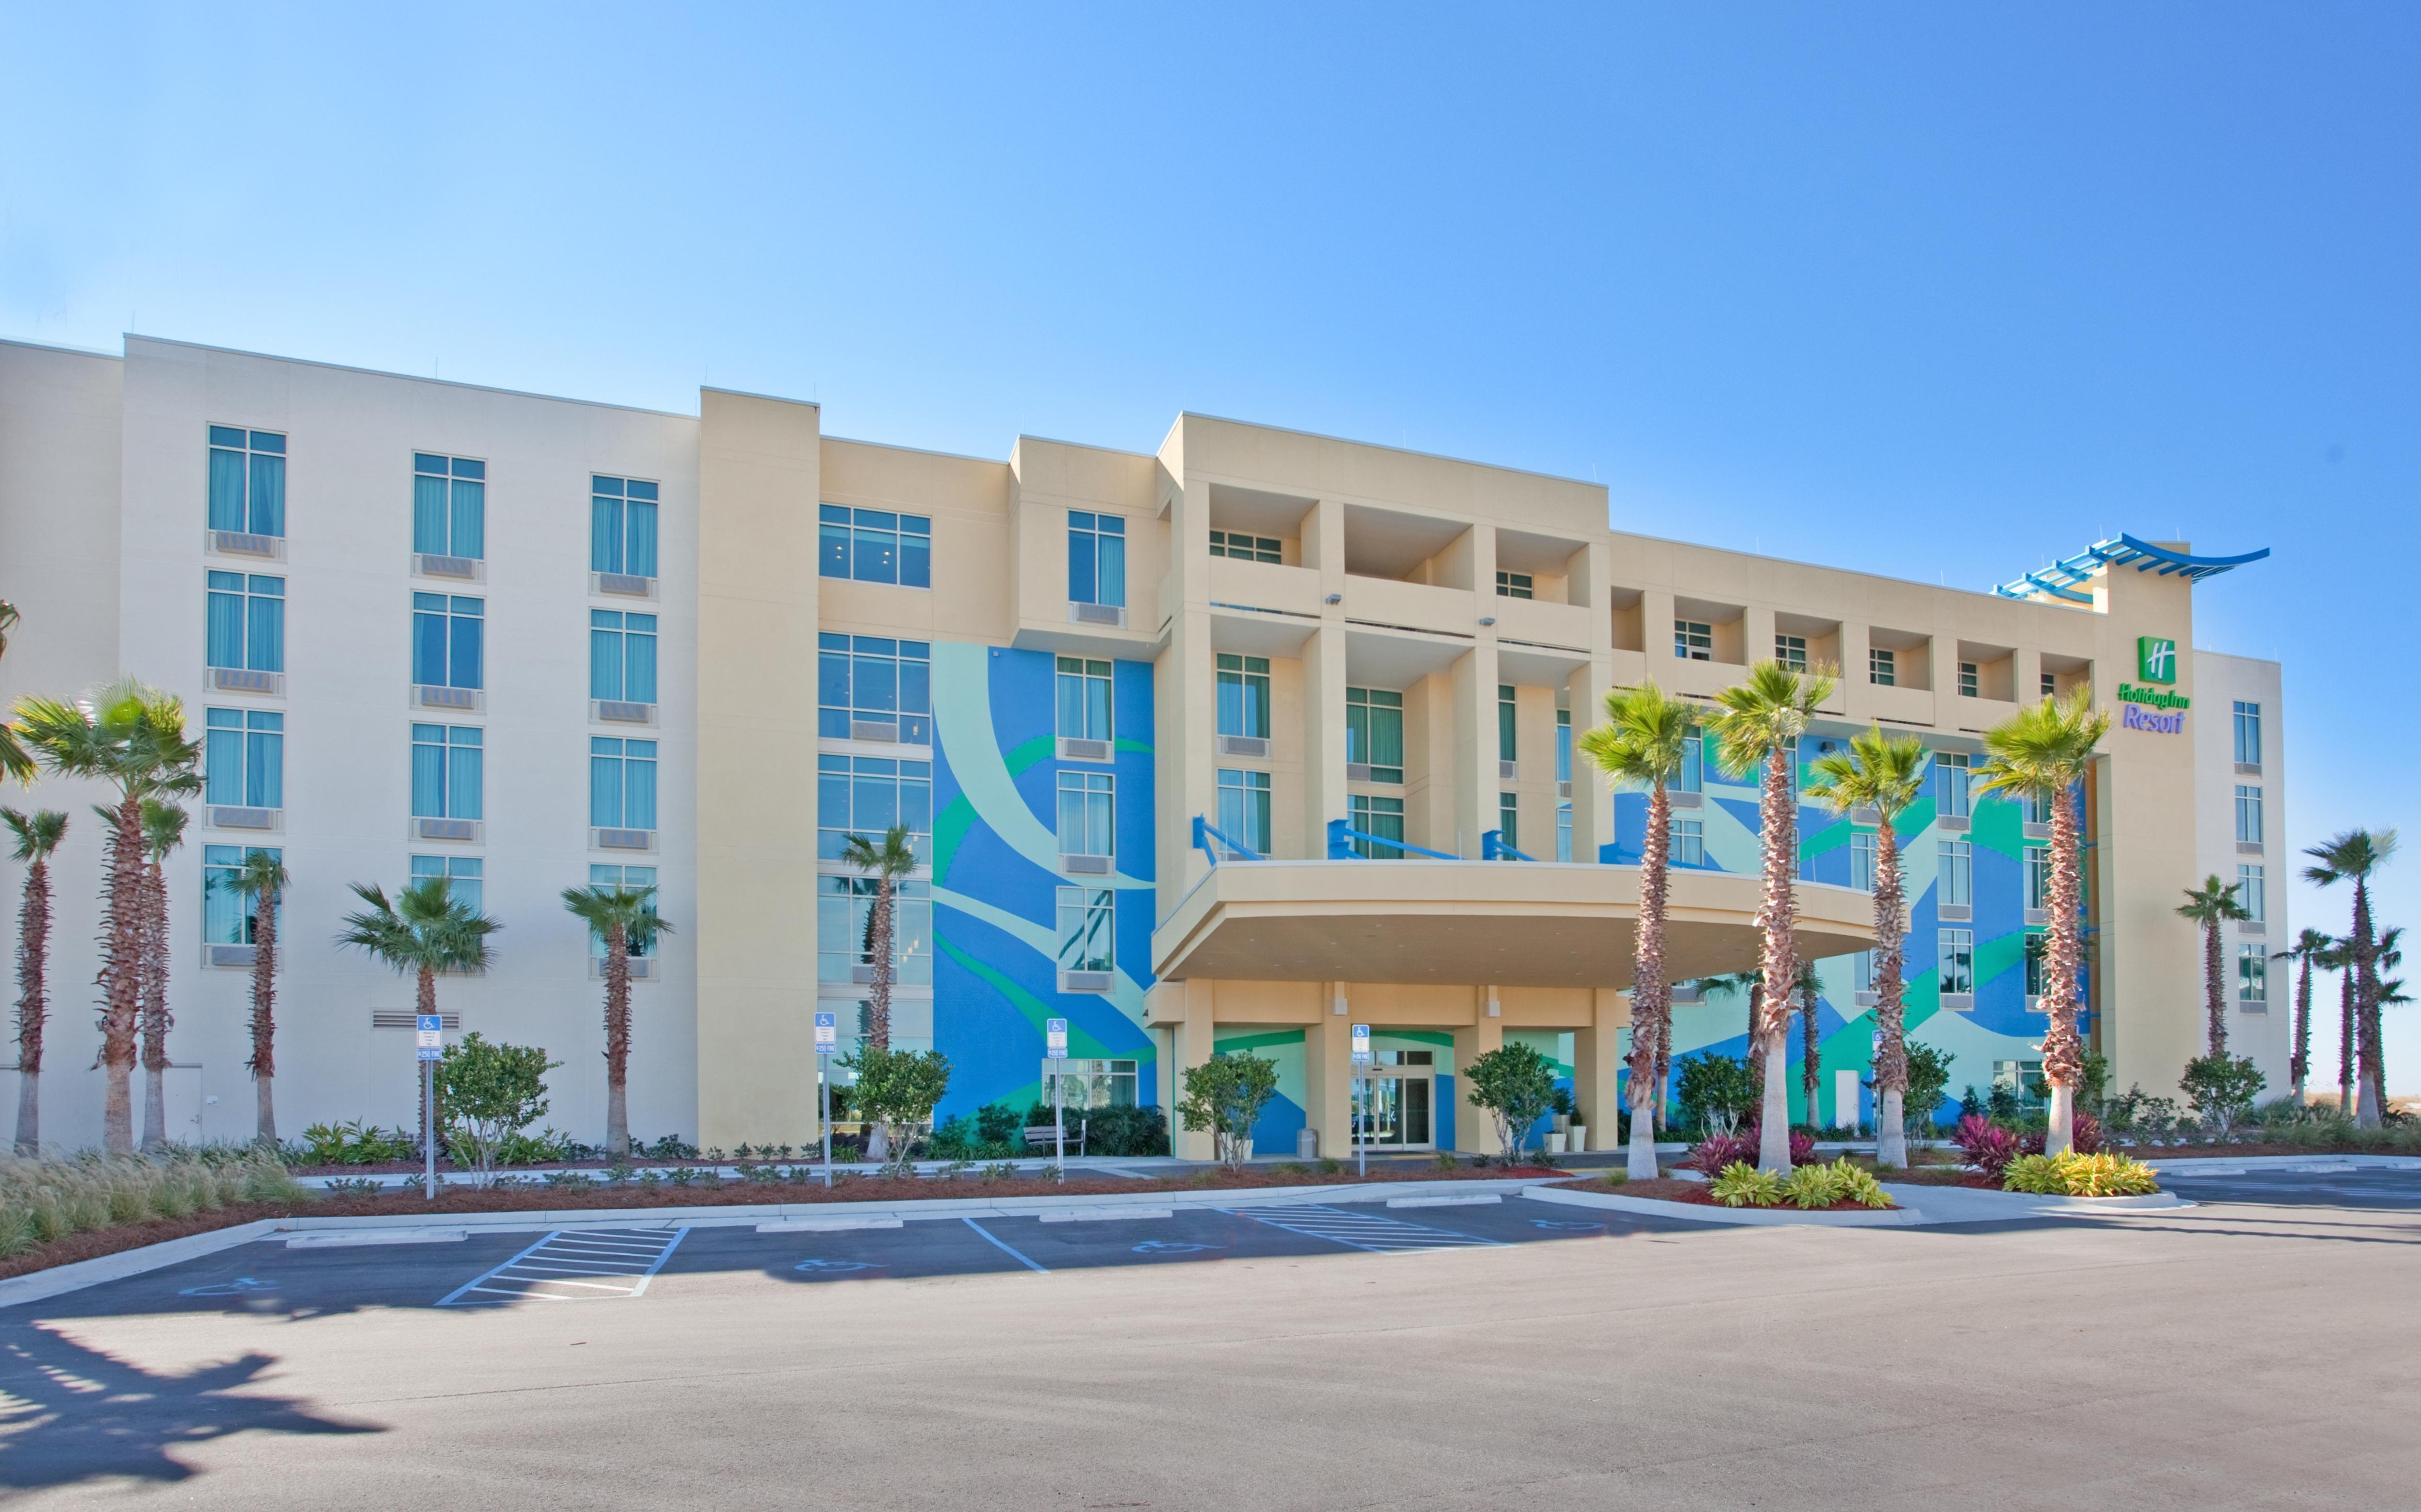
[2144,1154,2421,1173]
[0,1221,286,1311]
[1524,1185,1926,1227]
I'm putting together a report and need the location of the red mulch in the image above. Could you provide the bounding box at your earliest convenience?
[0,1202,302,1283]
[1577,1176,1903,1212]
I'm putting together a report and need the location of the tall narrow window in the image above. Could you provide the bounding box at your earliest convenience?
[591,476,661,579]
[413,454,485,559]
[1869,647,1897,687]
[1208,529,1281,562]
[1495,571,1533,599]
[1674,620,1711,660]
[1498,685,1517,764]
[206,427,286,538]
[1555,709,1572,785]
[2025,846,2051,910]
[1673,817,1706,867]
[1854,950,1876,993]
[1216,655,1271,740]
[590,610,659,704]
[1939,839,1972,909]
[1556,802,1572,862]
[2025,935,2047,999]
[203,844,282,944]
[1938,929,1975,997]
[1958,661,1980,698]
[2237,945,2268,1004]
[2234,785,2264,845]
[2040,671,2057,699]
[1348,794,1405,858]
[2236,863,2265,923]
[590,737,659,831]
[1345,687,1402,782]
[1679,730,1704,793]
[204,708,284,809]
[1774,634,1807,672]
[1215,769,1271,856]
[818,635,932,744]
[1068,511,1126,607]
[818,876,931,984]
[413,855,485,916]
[1497,793,1519,852]
[1056,657,1112,742]
[1057,888,1115,974]
[1058,771,1115,858]
[2233,701,2262,766]
[1935,752,1970,819]
[410,725,482,820]
[1851,832,1877,892]
[816,755,931,861]
[206,573,285,672]
[412,594,483,690]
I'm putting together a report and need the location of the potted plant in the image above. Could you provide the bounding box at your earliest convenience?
[1568,1100,1588,1153]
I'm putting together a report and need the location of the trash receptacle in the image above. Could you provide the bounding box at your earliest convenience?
[1296,1127,1320,1159]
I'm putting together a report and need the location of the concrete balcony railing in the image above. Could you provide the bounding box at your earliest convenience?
[1341,575,1475,639]
[1207,556,1323,619]
[1489,593,1593,653]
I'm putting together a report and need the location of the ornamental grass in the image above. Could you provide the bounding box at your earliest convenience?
[0,1151,306,1257]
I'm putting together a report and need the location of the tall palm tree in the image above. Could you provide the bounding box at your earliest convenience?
[1707,658,1835,1174]
[562,883,670,1157]
[1794,955,1822,1133]
[2176,874,2251,1060]
[839,823,918,1160]
[2302,829,2397,1127]
[1806,725,1930,1168]
[13,681,201,1154]
[229,851,289,1144]
[1576,677,1693,1181]
[137,800,188,1152]
[2317,935,2356,1114]
[338,877,501,1146]
[2274,929,2332,1100]
[3,807,67,1154]
[1974,686,2110,1157]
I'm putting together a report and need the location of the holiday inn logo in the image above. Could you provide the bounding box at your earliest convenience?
[2136,636,2178,685]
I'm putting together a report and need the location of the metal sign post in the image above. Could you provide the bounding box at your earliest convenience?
[814,1012,836,1188]
[1350,1024,1371,1178]
[1046,1018,1068,1181]
[416,1015,443,1201]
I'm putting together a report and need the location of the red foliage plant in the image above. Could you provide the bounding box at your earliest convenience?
[2019,1110,2105,1159]
[1686,1126,1816,1176]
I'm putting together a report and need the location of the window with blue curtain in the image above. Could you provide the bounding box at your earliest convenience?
[412,593,483,689]
[410,855,484,914]
[206,427,285,537]
[817,505,930,587]
[411,724,482,819]
[588,863,658,955]
[816,754,932,861]
[591,737,658,830]
[204,708,284,808]
[1556,709,1572,784]
[1067,511,1125,606]
[413,454,486,558]
[590,610,658,703]
[202,844,282,944]
[1215,769,1270,856]
[1057,771,1115,857]
[816,634,931,742]
[205,572,284,671]
[591,475,661,578]
[1055,657,1112,741]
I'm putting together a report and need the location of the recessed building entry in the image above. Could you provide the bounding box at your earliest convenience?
[1355,1050,1435,1150]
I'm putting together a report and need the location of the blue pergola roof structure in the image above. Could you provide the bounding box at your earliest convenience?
[1993,534,2269,605]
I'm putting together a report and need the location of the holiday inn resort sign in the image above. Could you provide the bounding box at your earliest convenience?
[2118,635,2187,732]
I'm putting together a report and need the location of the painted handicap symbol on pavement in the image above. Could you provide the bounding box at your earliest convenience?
[1531,1220,1604,1231]
[179,1276,278,1297]
[1131,1240,1218,1254]
[793,1258,882,1273]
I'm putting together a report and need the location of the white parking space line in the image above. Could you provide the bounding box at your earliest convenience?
[961,1218,1049,1273]
[436,1227,689,1306]
[1222,1204,1505,1254]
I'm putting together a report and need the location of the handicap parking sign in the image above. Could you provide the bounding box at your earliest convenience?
[814,1011,836,1053]
[416,1013,442,1049]
[1351,1023,1371,1066]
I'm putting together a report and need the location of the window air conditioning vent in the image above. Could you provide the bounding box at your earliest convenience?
[1069,601,1128,628]
[1217,736,1269,758]
[372,1010,461,1030]
[1498,761,1519,781]
[1058,737,1112,763]
[850,965,879,985]
[207,944,257,969]
[1061,970,1115,994]
[1939,993,1975,1010]
[2237,998,2269,1013]
[591,956,658,981]
[1557,780,1571,800]
[594,827,656,852]
[209,806,280,831]
[2025,995,2044,1015]
[207,529,284,560]
[593,571,656,599]
[413,817,481,842]
[2236,841,2265,855]
[2234,762,2262,777]
[1850,806,1880,825]
[1061,853,1112,875]
[2024,908,2048,927]
[2239,920,2266,936]
[2022,822,2052,840]
[594,699,656,725]
[1853,990,1877,1008]
[1938,905,1971,922]
[851,719,900,743]
[1937,814,1971,833]
[414,553,482,580]
[415,685,481,712]
[1345,762,1375,783]
[1670,791,1703,809]
[210,668,283,696]
[1670,985,1704,1005]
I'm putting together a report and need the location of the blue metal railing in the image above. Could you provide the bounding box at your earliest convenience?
[1481,829,1536,861]
[1325,818,1458,861]
[1191,815,1263,869]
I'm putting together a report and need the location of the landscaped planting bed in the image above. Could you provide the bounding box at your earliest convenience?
[1573,1175,1903,1213]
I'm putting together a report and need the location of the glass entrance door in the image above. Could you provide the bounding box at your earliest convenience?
[1354,1050,1436,1150]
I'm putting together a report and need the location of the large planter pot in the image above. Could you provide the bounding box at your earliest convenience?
[1552,1114,1572,1134]
[1567,1124,1588,1152]
[1544,1132,1567,1154]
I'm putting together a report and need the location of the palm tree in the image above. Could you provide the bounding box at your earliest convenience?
[229,851,289,1144]
[1794,955,1822,1132]
[13,681,201,1154]
[1974,686,2111,1158]
[2274,929,2332,1100]
[0,600,32,788]
[2,807,67,1154]
[2176,874,2251,1060]
[2302,829,2397,1127]
[338,877,501,1147]
[2375,926,2403,1100]
[839,823,918,1160]
[1806,726,1929,1168]
[562,883,670,1157]
[1576,677,1693,1181]
[137,800,188,1152]
[2317,935,2356,1114]
[1707,658,1835,1174]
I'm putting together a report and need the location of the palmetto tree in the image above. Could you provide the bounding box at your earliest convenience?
[13,680,201,1155]
[562,883,670,1157]
[2177,874,2251,1060]
[1707,658,1835,1174]
[840,823,917,1160]
[1576,677,1694,1181]
[2316,935,2356,1113]
[3,807,67,1154]
[338,877,501,1144]
[1794,955,1822,1133]
[1974,686,2110,1158]
[2302,829,2397,1127]
[2274,928,2332,1100]
[137,800,188,1152]
[229,851,290,1144]
[1806,726,1930,1168]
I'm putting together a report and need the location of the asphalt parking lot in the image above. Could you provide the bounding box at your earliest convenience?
[3,1173,2417,1508]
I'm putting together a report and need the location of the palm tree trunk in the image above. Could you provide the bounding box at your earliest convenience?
[98,796,144,1157]
[2353,878,2382,1129]
[1744,982,1766,1102]
[249,891,278,1143]
[1799,961,1821,1129]
[863,878,898,1162]
[1755,745,1798,1175]
[1872,821,1909,1169]
[2039,782,2085,1157]
[1626,784,1672,1180]
[2291,960,2312,1099]
[2338,971,2355,1116]
[141,858,170,1153]
[2202,919,2226,1060]
[604,922,631,1156]
[14,855,50,1156]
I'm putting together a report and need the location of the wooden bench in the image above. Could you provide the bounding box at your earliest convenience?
[1023,1120,1087,1158]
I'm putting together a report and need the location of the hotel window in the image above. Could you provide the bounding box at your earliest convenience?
[1208,529,1280,563]
[1935,751,1970,819]
[2025,935,2047,998]
[586,863,654,956]
[2233,701,2262,766]
[1938,929,1974,997]
[1993,1059,2046,1109]
[1851,832,1877,893]
[591,476,661,579]
[1556,802,1572,862]
[1679,730,1704,793]
[1556,709,1572,785]
[1853,950,1875,994]
[2024,788,2055,826]
[1495,571,1533,599]
[1058,771,1115,858]
[1215,769,1271,856]
[206,572,285,673]
[1939,839,1972,909]
[2237,945,2268,1004]
[2234,785,2263,845]
[412,593,484,690]
[1345,687,1403,783]
[2025,846,2051,910]
[1043,1058,1141,1110]
[1673,817,1706,867]
[816,504,929,589]
[818,634,932,744]
[410,725,482,821]
[1217,655,1271,740]
[1067,511,1126,607]
[1057,887,1114,975]
[1057,657,1112,743]
[2237,863,2265,924]
[204,708,283,810]
[1498,793,1519,852]
[590,610,658,705]
[202,844,281,945]
[818,875,931,985]
[413,454,485,560]
[1774,634,1807,673]
[206,426,286,538]
[1348,793,1405,858]
[1498,685,1517,764]
[412,855,485,916]
[1958,661,1979,699]
[590,738,658,832]
[2040,671,2057,699]
[1674,619,1712,661]
[1869,647,1897,687]
[816,755,931,862]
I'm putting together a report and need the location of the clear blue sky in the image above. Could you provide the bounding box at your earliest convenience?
[7,4,2416,1088]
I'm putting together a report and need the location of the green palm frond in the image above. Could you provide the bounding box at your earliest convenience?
[338,876,501,976]
[2303,828,2397,889]
[2274,927,2332,966]
[839,823,919,883]
[228,850,289,901]
[1804,725,1931,821]
[0,723,32,787]
[562,884,670,950]
[2178,873,2251,926]
[1,807,68,863]
[1576,678,1693,790]
[140,799,189,861]
[1706,660,1836,778]
[1973,685,2109,806]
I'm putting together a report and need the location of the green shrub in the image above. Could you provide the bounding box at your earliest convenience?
[1708,1161,1786,1207]
[1783,1157,1892,1210]
[2002,1151,2161,1197]
[2179,1054,2267,1140]
[1177,1053,1280,1170]
[300,1120,418,1166]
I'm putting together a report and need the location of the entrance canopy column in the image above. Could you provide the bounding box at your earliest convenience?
[1571,988,1627,1153]
[1301,984,1353,1161]
[1452,1012,1504,1156]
